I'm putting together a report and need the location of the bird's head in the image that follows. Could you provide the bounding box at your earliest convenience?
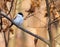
[18,12,24,17]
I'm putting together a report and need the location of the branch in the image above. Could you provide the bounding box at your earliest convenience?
[45,0,53,47]
[0,12,50,45]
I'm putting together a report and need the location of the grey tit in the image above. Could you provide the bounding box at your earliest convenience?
[9,12,24,27]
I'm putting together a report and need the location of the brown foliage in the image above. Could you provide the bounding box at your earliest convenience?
[26,0,40,15]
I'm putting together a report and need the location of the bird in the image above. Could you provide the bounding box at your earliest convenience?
[9,12,24,28]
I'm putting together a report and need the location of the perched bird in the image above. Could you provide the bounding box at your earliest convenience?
[9,12,24,28]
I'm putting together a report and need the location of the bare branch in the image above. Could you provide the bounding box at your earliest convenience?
[45,0,53,47]
[0,12,50,45]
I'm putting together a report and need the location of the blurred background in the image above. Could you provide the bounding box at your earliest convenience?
[0,0,60,47]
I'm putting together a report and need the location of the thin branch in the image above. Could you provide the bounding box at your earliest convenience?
[45,0,52,47]
[0,16,2,31]
[54,34,60,40]
[54,40,60,45]
[0,10,2,31]
[49,18,59,25]
[3,31,8,47]
[24,10,41,20]
[0,12,50,45]
[7,0,14,15]
[8,30,10,44]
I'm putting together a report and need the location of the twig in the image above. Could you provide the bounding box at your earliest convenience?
[55,40,60,45]
[3,31,8,47]
[8,30,10,44]
[49,18,59,25]
[0,10,2,31]
[24,13,34,20]
[24,10,41,20]
[7,0,14,15]
[54,34,60,40]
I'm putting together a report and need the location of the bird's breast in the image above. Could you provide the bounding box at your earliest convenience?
[13,17,24,25]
